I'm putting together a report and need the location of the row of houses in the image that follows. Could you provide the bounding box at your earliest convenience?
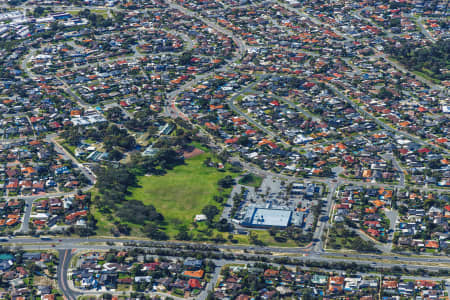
[214,263,448,299]
[72,251,211,297]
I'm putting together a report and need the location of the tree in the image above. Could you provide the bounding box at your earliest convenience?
[249,232,265,246]
[180,51,193,65]
[237,135,250,146]
[202,205,220,221]
[384,38,449,81]
[108,148,123,161]
[269,227,278,236]
[142,223,168,240]
[213,233,226,243]
[218,175,235,188]
[117,223,131,235]
[203,157,212,166]
[105,106,124,122]
[33,6,45,17]
[102,293,113,300]
[215,218,233,232]
[377,87,393,99]
[96,165,137,199]
[176,228,191,241]
[117,200,163,225]
[217,151,230,163]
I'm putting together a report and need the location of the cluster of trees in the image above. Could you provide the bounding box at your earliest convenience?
[202,205,220,222]
[104,107,124,123]
[110,222,131,236]
[377,87,395,100]
[269,226,312,245]
[230,189,245,219]
[218,267,267,299]
[311,200,323,233]
[103,124,136,152]
[5,0,26,6]
[94,146,185,238]
[128,149,184,176]
[328,224,378,253]
[61,126,83,146]
[123,107,158,132]
[95,164,169,239]
[78,9,115,28]
[142,223,168,240]
[385,38,450,81]
[32,6,47,17]
[174,202,233,242]
[95,165,137,210]
[62,123,136,161]
[62,123,136,150]
[180,51,193,65]
[218,175,235,188]
[238,173,262,187]
[202,204,234,233]
[117,200,163,224]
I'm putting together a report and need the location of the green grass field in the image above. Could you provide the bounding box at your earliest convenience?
[127,153,233,235]
[238,173,263,188]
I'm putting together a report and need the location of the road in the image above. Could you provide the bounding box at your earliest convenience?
[278,1,447,149]
[4,133,95,232]
[166,1,248,56]
[198,263,223,300]
[378,52,444,92]
[279,0,445,91]
[20,48,37,79]
[5,237,450,265]
[384,209,399,252]
[221,181,241,220]
[15,198,33,234]
[416,16,436,41]
[58,249,81,300]
[313,182,337,252]
[382,153,406,187]
[50,136,96,185]
[275,94,320,122]
[57,248,450,299]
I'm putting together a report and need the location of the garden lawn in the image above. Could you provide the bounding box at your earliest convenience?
[127,153,233,235]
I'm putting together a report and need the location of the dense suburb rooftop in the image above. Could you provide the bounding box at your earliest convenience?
[0,0,449,299]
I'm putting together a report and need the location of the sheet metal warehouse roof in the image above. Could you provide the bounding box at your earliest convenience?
[246,207,292,227]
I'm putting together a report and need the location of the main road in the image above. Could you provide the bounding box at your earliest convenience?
[4,237,450,266]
